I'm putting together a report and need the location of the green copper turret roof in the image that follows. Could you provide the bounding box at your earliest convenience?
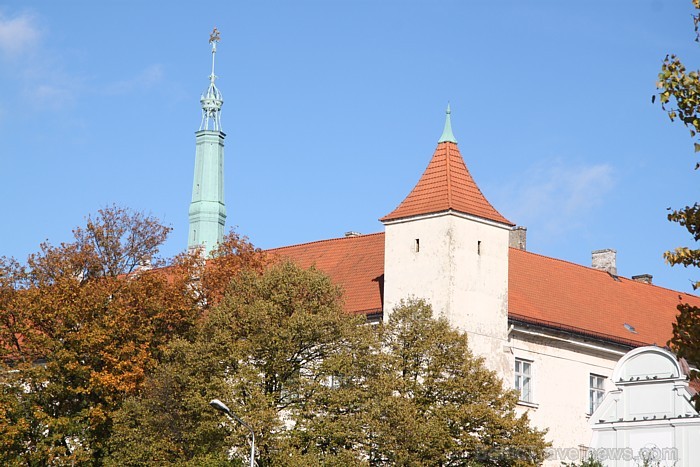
[438,104,457,143]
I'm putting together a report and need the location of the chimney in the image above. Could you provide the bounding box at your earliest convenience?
[509,226,527,251]
[345,231,362,238]
[632,274,653,285]
[592,249,617,275]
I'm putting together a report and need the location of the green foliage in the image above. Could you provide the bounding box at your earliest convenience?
[108,280,547,465]
[300,299,547,466]
[107,260,359,466]
[104,338,235,466]
[656,1,700,381]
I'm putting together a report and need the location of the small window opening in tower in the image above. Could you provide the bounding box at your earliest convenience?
[415,239,420,253]
[478,240,482,255]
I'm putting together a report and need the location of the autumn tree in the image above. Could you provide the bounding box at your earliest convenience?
[106,261,362,466]
[107,265,546,466]
[0,206,268,466]
[656,1,700,375]
[104,337,236,466]
[179,230,269,310]
[0,256,32,362]
[296,299,548,466]
[379,301,546,465]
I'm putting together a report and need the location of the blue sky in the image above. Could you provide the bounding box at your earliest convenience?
[0,0,698,294]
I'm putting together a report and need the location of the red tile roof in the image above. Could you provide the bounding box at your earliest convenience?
[270,232,700,347]
[267,233,385,315]
[508,248,700,347]
[381,142,513,225]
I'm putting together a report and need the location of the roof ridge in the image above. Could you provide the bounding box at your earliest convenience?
[510,247,700,299]
[445,142,453,207]
[267,231,384,252]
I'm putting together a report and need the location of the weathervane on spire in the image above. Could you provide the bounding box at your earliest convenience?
[208,27,221,84]
[209,27,221,44]
[200,27,224,132]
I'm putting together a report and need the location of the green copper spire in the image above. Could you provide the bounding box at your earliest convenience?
[438,103,457,143]
[188,28,227,256]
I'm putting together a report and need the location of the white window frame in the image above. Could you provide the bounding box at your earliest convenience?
[589,374,605,415]
[514,358,533,403]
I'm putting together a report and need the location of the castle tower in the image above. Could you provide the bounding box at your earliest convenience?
[188,28,227,255]
[381,106,514,371]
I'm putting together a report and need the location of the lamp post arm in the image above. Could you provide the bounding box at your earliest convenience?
[210,399,256,467]
[224,412,255,467]
[227,411,255,467]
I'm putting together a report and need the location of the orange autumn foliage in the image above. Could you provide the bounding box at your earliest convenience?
[0,206,269,465]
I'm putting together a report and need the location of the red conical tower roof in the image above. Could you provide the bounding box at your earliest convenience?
[381,108,513,226]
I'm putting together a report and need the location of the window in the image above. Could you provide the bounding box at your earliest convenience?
[326,375,341,389]
[589,374,605,414]
[514,358,532,402]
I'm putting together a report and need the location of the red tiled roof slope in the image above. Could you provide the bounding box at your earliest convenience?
[268,233,699,347]
[509,247,700,347]
[381,142,514,225]
[267,233,385,315]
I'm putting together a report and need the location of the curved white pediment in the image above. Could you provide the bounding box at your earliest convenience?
[612,346,681,383]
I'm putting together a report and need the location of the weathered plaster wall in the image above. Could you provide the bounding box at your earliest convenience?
[383,212,511,372]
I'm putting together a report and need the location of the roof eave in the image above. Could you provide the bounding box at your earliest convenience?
[509,313,652,349]
[381,208,515,228]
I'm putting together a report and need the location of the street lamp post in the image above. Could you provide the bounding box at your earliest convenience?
[210,399,255,467]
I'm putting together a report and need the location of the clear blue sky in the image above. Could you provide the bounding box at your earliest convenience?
[1,0,698,293]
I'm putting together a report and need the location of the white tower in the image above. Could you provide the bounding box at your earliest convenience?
[381,106,514,372]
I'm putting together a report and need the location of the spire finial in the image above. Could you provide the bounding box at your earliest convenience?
[438,103,457,143]
[209,27,221,84]
[200,27,224,132]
